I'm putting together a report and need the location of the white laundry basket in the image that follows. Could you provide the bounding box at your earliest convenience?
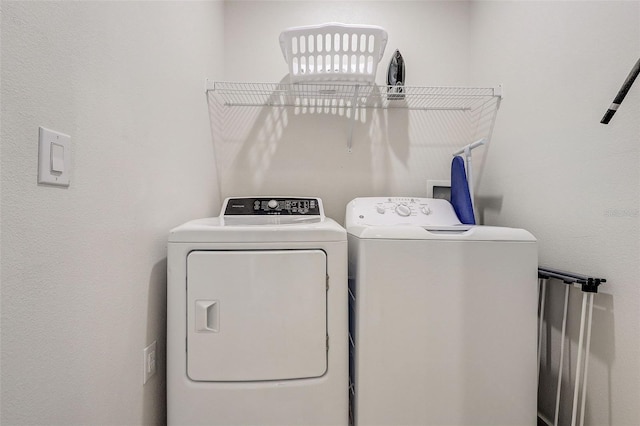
[279,23,388,84]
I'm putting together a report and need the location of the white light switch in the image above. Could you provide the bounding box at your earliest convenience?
[51,142,65,173]
[38,127,70,187]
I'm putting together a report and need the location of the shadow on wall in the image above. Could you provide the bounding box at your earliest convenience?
[143,258,168,426]
[538,283,615,426]
[207,76,400,196]
[475,195,504,224]
[207,75,500,221]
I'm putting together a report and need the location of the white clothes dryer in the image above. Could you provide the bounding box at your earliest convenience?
[346,197,537,426]
[168,197,348,426]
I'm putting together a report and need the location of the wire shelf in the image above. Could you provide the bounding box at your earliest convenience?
[209,81,501,111]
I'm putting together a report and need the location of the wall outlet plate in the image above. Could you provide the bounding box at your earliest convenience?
[426,179,451,200]
[38,127,71,187]
[143,341,157,384]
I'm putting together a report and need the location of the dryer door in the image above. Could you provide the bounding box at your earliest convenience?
[186,249,327,381]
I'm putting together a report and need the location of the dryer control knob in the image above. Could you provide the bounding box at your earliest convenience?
[268,199,278,209]
[395,204,411,217]
[376,204,386,214]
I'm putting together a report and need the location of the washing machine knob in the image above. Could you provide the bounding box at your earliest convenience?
[395,204,411,217]
[268,199,278,209]
[376,204,386,214]
[420,206,432,215]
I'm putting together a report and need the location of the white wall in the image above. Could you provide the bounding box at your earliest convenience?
[218,1,475,223]
[218,1,640,424]
[2,1,639,425]
[1,1,223,424]
[470,2,640,425]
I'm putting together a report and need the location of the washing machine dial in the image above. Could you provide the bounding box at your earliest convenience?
[395,204,411,217]
[420,206,432,215]
[267,199,278,209]
[376,204,386,214]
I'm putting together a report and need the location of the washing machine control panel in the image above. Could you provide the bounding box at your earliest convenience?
[347,197,467,228]
[223,197,323,216]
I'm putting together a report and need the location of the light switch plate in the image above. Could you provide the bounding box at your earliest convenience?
[38,127,70,187]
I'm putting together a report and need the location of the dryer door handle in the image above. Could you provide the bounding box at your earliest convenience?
[195,300,219,333]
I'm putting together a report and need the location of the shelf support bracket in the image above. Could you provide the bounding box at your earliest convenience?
[347,84,360,153]
[205,78,215,92]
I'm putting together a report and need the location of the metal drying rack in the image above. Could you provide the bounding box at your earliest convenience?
[537,267,607,426]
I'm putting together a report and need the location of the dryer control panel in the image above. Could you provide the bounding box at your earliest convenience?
[346,197,468,229]
[221,197,326,225]
[223,197,323,216]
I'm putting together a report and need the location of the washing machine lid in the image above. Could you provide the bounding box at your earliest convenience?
[345,197,535,241]
[347,224,536,241]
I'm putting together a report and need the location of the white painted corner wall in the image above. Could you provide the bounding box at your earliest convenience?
[1,1,224,424]
[2,1,639,425]
[218,2,639,425]
[470,3,639,426]
[219,1,474,224]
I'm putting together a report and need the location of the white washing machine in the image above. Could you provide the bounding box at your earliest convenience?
[167,197,348,426]
[346,197,538,426]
